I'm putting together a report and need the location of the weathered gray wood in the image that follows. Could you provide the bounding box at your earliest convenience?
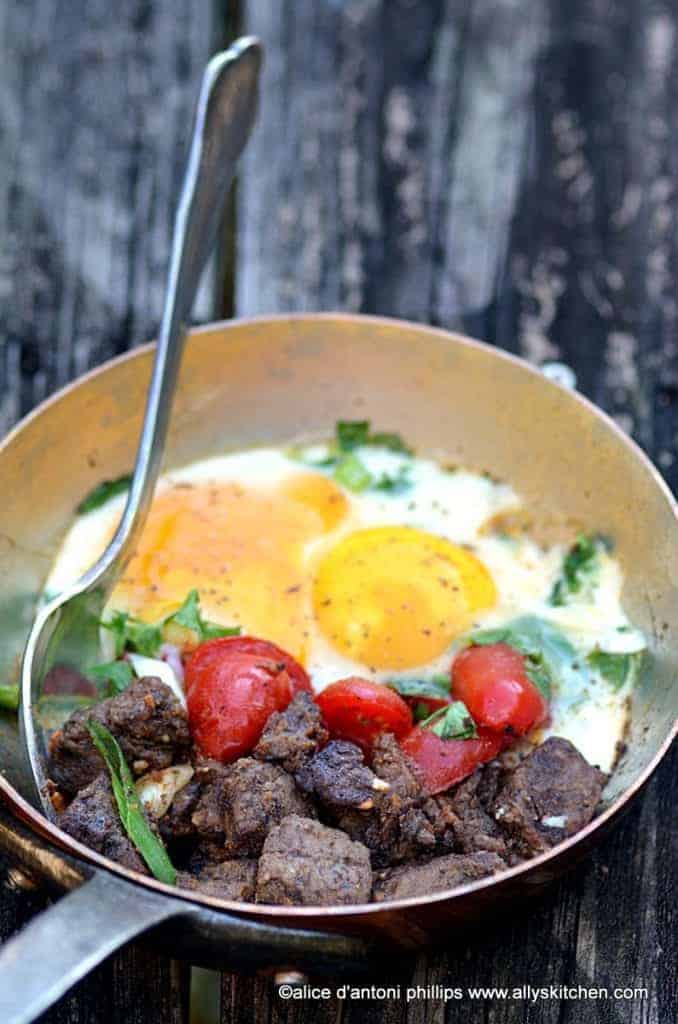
[0,0,218,437]
[0,0,218,1021]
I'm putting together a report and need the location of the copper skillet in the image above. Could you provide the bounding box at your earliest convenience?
[0,315,676,1022]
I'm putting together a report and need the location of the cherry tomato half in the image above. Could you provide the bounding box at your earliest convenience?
[400,725,503,794]
[316,677,413,753]
[451,642,548,736]
[185,636,312,762]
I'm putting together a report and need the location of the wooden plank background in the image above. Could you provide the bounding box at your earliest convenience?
[0,1,676,1022]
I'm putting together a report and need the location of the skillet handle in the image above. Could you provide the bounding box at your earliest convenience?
[0,865,386,1024]
[0,870,185,1024]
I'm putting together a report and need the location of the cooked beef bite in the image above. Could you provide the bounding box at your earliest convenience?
[177,860,257,901]
[253,692,328,773]
[491,737,606,856]
[256,815,372,906]
[48,677,191,796]
[429,766,510,859]
[373,850,504,901]
[336,733,437,866]
[192,757,315,859]
[58,772,148,874]
[296,740,389,809]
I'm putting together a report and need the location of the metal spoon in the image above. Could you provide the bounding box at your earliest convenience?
[20,37,262,814]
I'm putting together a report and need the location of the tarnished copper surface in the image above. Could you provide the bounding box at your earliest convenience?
[0,314,676,949]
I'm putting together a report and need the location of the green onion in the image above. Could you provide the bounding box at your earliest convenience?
[88,720,176,884]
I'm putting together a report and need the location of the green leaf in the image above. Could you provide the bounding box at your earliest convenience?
[420,700,478,740]
[469,615,587,700]
[587,648,645,691]
[388,675,451,701]
[101,610,162,657]
[88,720,176,884]
[336,420,371,451]
[102,591,240,659]
[334,453,374,492]
[550,534,600,606]
[367,431,412,454]
[165,588,240,643]
[77,474,132,515]
[0,684,19,712]
[373,464,413,494]
[335,420,412,454]
[125,619,164,657]
[88,660,134,696]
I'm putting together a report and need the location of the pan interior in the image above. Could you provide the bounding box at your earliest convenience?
[1,316,676,814]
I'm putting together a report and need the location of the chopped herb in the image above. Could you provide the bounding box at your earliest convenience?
[373,464,413,494]
[550,534,600,606]
[334,453,374,492]
[412,701,432,722]
[101,611,163,658]
[0,684,19,712]
[102,590,240,659]
[388,675,451,702]
[77,474,132,515]
[587,648,645,691]
[165,588,241,643]
[336,420,371,451]
[469,615,588,700]
[335,420,412,454]
[88,720,176,884]
[420,700,478,740]
[88,660,135,696]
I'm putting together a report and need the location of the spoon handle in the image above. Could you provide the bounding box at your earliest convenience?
[103,37,261,579]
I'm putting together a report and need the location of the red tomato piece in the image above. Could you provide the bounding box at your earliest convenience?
[184,636,312,762]
[316,677,413,753]
[451,642,548,736]
[400,725,503,794]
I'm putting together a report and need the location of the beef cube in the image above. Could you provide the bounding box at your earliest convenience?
[372,732,424,801]
[253,692,328,773]
[256,815,372,906]
[492,737,606,856]
[296,740,389,809]
[373,851,504,902]
[58,772,147,874]
[49,677,191,796]
[430,767,509,858]
[192,758,315,858]
[336,733,436,866]
[177,860,257,901]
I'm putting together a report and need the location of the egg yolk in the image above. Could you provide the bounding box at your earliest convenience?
[110,473,348,662]
[312,526,497,670]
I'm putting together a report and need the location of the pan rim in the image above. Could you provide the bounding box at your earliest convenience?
[1,311,676,922]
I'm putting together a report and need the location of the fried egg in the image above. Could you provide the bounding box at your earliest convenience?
[44,441,644,773]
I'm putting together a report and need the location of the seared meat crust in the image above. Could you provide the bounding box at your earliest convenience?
[373,850,505,901]
[491,737,606,856]
[58,772,148,874]
[48,677,190,796]
[253,692,328,773]
[256,815,372,906]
